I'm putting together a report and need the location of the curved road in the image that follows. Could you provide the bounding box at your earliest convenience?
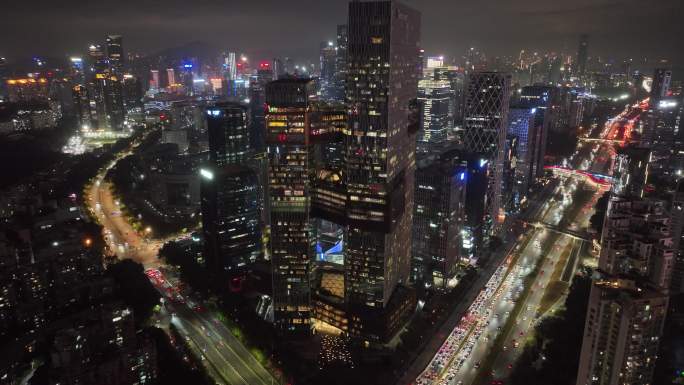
[85,132,276,385]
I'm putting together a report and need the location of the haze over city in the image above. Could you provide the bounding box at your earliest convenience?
[1,1,683,385]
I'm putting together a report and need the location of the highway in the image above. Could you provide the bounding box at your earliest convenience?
[145,268,275,385]
[84,129,276,385]
[413,175,600,385]
[412,98,646,385]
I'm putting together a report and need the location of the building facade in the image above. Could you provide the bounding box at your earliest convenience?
[344,0,420,313]
[411,152,467,289]
[417,78,452,156]
[576,197,674,385]
[266,79,317,335]
[462,71,511,239]
[201,103,261,284]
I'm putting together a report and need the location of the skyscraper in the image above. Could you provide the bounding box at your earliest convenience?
[249,62,274,153]
[266,79,317,335]
[462,72,511,239]
[72,85,92,130]
[611,146,651,198]
[650,68,672,102]
[206,102,252,167]
[519,85,556,178]
[200,164,261,280]
[69,57,85,85]
[166,68,176,86]
[122,73,143,110]
[224,52,237,81]
[411,150,467,290]
[344,0,420,322]
[88,44,107,74]
[149,70,160,90]
[417,78,452,156]
[319,41,337,100]
[91,73,125,130]
[576,198,674,385]
[106,35,123,74]
[201,103,261,284]
[507,107,537,195]
[576,34,589,79]
[333,24,348,102]
[433,65,465,127]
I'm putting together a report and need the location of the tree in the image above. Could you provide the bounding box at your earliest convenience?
[159,241,186,266]
[590,192,610,234]
[510,274,591,385]
[146,327,212,385]
[489,235,504,251]
[159,241,209,295]
[106,259,161,324]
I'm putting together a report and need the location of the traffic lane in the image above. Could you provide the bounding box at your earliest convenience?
[409,182,562,382]
[172,316,242,385]
[441,228,546,384]
[194,310,274,385]
[458,205,573,383]
[406,243,521,384]
[489,235,572,379]
[415,185,566,384]
[454,231,550,384]
[175,303,272,385]
[92,179,161,267]
[174,306,266,385]
[151,269,274,385]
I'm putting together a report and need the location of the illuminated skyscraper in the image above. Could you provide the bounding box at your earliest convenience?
[149,70,160,90]
[433,65,465,126]
[411,151,467,290]
[266,79,348,336]
[507,106,537,197]
[207,102,252,167]
[518,85,555,178]
[651,68,672,102]
[333,24,348,102]
[576,198,673,385]
[72,84,93,130]
[344,0,420,326]
[249,62,274,153]
[69,57,85,85]
[106,35,123,74]
[91,73,125,130]
[224,52,237,81]
[671,181,684,294]
[417,78,452,156]
[320,41,337,100]
[462,72,510,239]
[201,103,261,283]
[200,164,261,282]
[266,79,317,335]
[122,74,143,110]
[166,68,176,86]
[88,44,107,74]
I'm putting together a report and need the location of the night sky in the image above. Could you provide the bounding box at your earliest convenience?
[2,0,682,67]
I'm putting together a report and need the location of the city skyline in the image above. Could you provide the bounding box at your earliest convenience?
[1,0,683,70]
[1,1,684,385]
